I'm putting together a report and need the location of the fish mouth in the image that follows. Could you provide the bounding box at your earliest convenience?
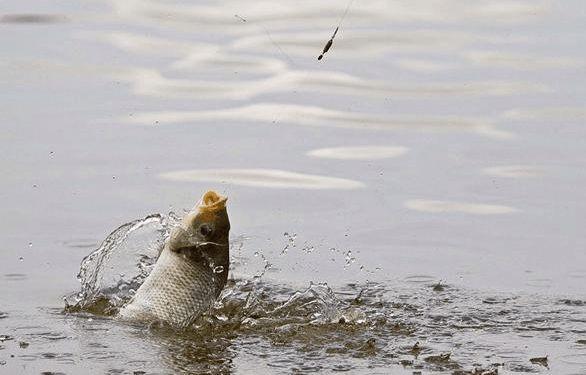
[169,190,229,254]
[196,191,227,213]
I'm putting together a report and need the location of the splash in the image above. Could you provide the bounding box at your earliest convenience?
[64,214,353,325]
[65,213,176,314]
[65,216,586,374]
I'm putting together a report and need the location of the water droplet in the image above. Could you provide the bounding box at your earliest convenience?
[112,176,117,180]
[28,242,32,248]
[32,184,38,188]
[254,251,260,257]
[213,265,225,274]
[19,257,24,261]
[281,244,289,255]
[344,251,356,268]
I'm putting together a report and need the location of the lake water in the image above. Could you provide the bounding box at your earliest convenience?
[1,0,585,374]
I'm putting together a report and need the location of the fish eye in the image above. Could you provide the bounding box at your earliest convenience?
[199,223,214,237]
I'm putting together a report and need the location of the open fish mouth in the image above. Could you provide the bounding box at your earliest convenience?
[197,190,227,212]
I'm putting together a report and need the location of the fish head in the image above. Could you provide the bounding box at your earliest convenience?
[168,191,230,270]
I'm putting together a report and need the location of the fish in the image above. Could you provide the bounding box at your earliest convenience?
[118,190,230,328]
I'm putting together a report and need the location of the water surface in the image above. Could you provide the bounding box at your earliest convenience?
[1,0,585,373]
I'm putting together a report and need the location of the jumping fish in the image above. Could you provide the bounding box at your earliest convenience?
[118,191,230,328]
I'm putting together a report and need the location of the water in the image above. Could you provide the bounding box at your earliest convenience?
[1,0,586,373]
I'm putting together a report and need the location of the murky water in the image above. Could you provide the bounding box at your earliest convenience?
[1,0,585,373]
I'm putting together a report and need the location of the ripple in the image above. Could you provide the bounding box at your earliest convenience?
[404,275,437,284]
[525,278,553,288]
[158,169,365,190]
[114,0,550,30]
[464,50,583,70]
[482,165,543,178]
[60,239,99,249]
[0,14,68,24]
[128,103,510,138]
[88,32,287,74]
[405,199,519,215]
[559,353,586,366]
[124,68,547,100]
[307,146,408,160]
[394,59,456,73]
[4,273,27,281]
[231,29,531,58]
[503,107,586,121]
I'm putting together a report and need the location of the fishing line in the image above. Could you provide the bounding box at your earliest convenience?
[338,0,355,28]
[318,0,355,60]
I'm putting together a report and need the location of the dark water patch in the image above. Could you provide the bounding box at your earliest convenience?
[27,332,68,341]
[561,299,586,307]
[0,14,68,24]
[560,353,586,365]
[0,335,13,343]
[529,356,548,367]
[67,276,586,373]
[404,275,437,284]
[4,273,27,281]
[60,238,99,249]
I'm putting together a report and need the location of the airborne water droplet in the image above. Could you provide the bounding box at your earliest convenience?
[213,265,225,274]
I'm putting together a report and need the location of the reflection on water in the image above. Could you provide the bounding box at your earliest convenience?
[463,50,583,70]
[503,107,586,121]
[405,199,519,215]
[121,68,548,100]
[111,0,550,31]
[307,146,408,160]
[158,169,365,190]
[128,103,511,138]
[483,165,543,178]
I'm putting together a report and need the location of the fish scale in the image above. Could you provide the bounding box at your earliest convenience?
[118,190,230,328]
[119,246,221,328]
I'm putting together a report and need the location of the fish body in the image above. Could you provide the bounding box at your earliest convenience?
[118,191,230,328]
